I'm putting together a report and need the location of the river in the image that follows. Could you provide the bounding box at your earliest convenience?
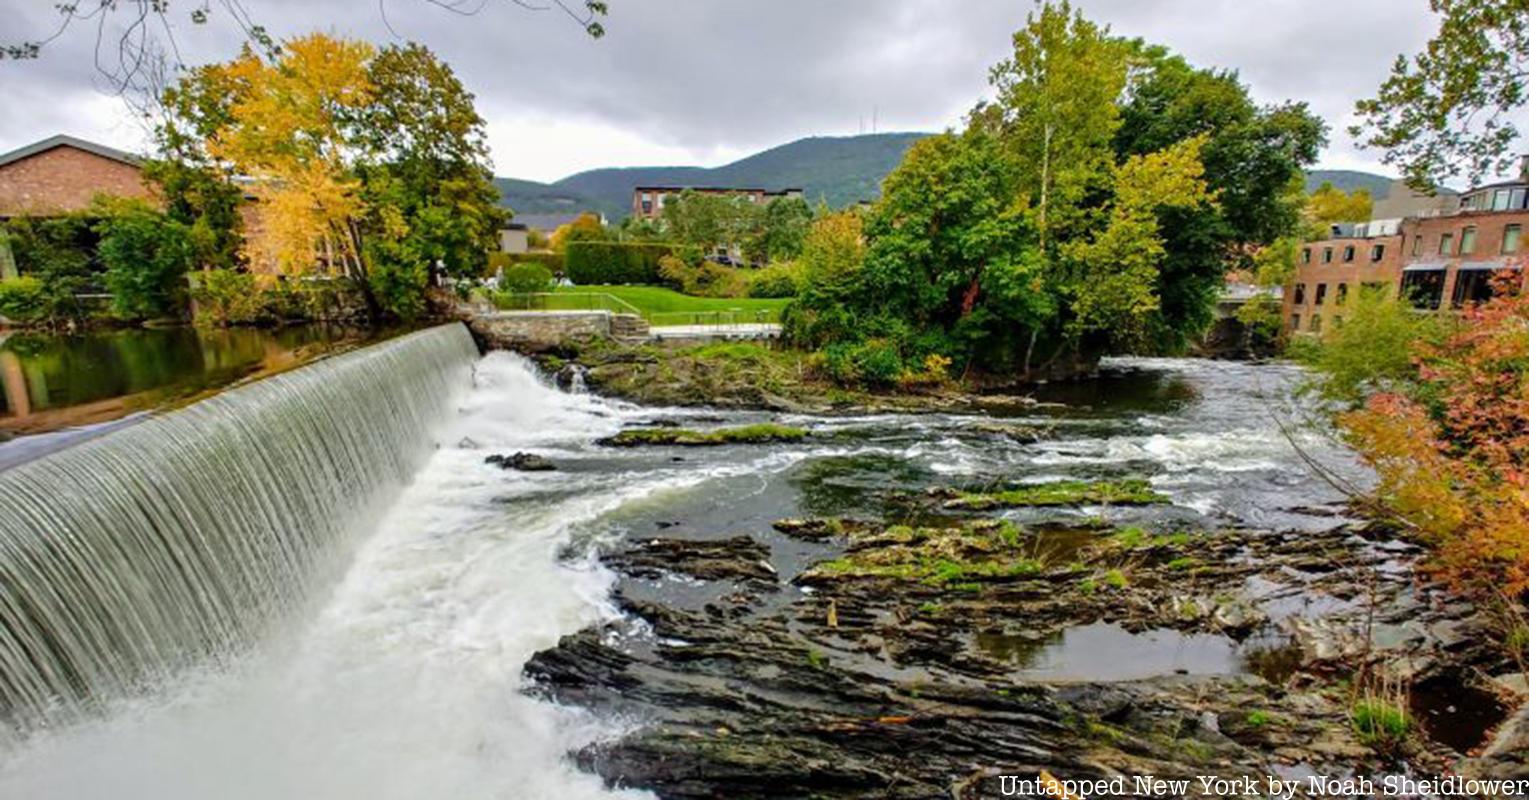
[0,347,1375,797]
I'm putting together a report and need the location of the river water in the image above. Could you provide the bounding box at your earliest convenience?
[0,351,1364,798]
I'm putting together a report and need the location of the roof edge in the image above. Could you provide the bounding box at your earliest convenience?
[0,134,143,170]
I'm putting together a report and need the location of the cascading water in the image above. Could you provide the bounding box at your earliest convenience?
[0,324,479,732]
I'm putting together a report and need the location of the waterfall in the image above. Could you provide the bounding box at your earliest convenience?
[0,323,479,734]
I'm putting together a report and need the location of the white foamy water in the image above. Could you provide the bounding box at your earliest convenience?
[0,352,665,800]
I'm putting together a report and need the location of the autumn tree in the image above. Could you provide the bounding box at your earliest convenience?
[1353,0,1529,188]
[1306,182,1374,231]
[160,33,504,319]
[550,213,606,254]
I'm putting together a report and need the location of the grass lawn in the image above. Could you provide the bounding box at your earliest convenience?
[552,285,790,325]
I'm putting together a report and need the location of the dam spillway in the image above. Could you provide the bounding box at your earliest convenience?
[0,324,479,731]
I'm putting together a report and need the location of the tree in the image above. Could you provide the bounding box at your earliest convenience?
[1333,278,1529,594]
[95,200,195,321]
[760,197,814,262]
[781,212,868,349]
[1114,44,1325,349]
[1063,136,1212,347]
[1307,182,1374,230]
[159,33,505,320]
[551,213,606,254]
[1353,0,1529,188]
[358,43,508,313]
[662,191,765,262]
[987,0,1127,250]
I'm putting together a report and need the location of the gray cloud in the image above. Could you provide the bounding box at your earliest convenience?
[0,0,1456,180]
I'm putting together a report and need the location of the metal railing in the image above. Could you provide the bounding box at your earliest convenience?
[489,291,643,317]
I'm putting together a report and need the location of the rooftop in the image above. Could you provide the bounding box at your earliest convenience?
[0,134,141,169]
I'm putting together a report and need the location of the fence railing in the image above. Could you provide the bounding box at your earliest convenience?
[489,291,643,317]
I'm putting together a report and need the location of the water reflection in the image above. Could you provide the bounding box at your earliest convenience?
[0,326,394,439]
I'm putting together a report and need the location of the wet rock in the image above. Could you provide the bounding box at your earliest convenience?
[553,363,589,392]
[598,424,808,448]
[606,536,779,588]
[485,452,557,471]
[969,422,1047,444]
[527,512,1505,796]
[457,437,481,450]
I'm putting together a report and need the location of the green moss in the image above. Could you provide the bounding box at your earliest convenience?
[1115,526,1149,548]
[805,648,829,670]
[1246,710,1271,727]
[945,479,1168,510]
[1077,578,1098,595]
[1352,699,1410,751]
[916,602,945,616]
[1103,569,1128,589]
[1166,557,1197,571]
[600,423,808,447]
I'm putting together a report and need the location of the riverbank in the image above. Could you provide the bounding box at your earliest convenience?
[534,339,1071,415]
[514,355,1529,797]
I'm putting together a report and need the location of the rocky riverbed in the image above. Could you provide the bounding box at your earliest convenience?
[518,356,1529,798]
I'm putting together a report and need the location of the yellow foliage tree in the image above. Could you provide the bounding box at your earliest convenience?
[549,212,605,254]
[207,35,377,277]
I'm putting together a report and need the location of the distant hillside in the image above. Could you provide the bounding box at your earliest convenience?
[1304,169,1396,198]
[499,144,1408,224]
[497,132,928,222]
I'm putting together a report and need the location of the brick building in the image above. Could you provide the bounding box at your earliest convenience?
[0,135,154,218]
[631,186,804,221]
[1285,167,1528,336]
[0,135,158,279]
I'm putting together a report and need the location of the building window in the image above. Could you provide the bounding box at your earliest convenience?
[1322,247,1333,264]
[1452,268,1500,308]
[1400,269,1447,310]
[1438,233,1454,256]
[1293,283,1306,305]
[1514,188,1528,210]
[1460,226,1477,254]
[1315,283,1328,305]
[1290,314,1301,331]
[1310,314,1322,334]
[1370,244,1385,261]
[1412,235,1422,256]
[1336,283,1348,305]
[1301,248,1311,264]
[1342,245,1355,262]
[1493,189,1512,211]
[1504,224,1522,254]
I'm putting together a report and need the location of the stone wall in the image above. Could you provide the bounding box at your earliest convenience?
[0,146,155,217]
[469,311,614,353]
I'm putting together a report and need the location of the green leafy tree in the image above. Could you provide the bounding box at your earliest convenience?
[1115,44,1325,349]
[760,196,814,261]
[1353,0,1529,187]
[95,201,195,320]
[987,0,1126,249]
[358,43,507,286]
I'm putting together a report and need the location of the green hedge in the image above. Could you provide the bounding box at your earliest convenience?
[565,241,695,285]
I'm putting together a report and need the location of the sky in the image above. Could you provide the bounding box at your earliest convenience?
[0,0,1460,184]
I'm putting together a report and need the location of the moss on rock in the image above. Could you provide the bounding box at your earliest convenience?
[599,423,809,447]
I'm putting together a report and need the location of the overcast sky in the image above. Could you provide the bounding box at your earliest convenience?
[0,0,1468,183]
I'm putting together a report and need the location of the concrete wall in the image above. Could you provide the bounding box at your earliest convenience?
[0,146,155,216]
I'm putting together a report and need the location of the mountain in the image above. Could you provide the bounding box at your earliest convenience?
[498,142,1410,225]
[1304,169,1397,198]
[497,132,928,222]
